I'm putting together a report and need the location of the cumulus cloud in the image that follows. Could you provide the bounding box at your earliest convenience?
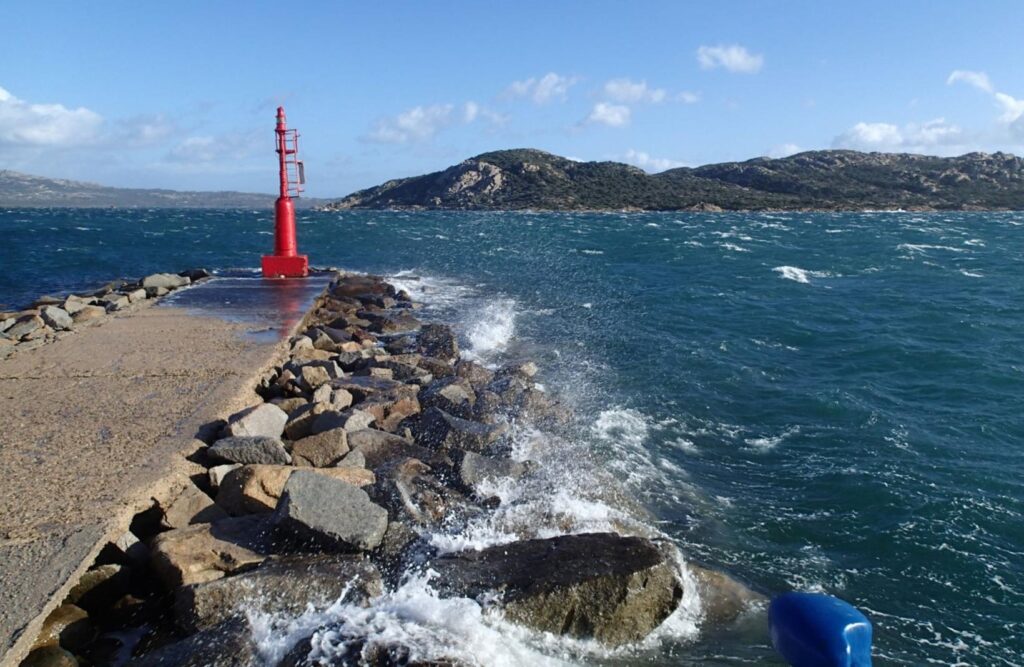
[622,149,686,172]
[697,44,763,73]
[504,72,578,104]
[602,78,666,104]
[0,86,104,146]
[587,102,631,127]
[947,69,1024,136]
[165,131,263,163]
[365,104,455,143]
[677,91,701,104]
[832,119,964,152]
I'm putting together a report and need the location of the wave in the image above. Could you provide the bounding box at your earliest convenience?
[461,299,516,363]
[773,266,831,283]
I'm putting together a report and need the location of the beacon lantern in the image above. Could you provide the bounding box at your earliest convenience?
[261,106,309,278]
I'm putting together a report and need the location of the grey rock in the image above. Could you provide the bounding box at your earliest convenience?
[71,304,106,323]
[125,288,148,303]
[145,285,170,298]
[99,294,131,311]
[310,407,376,435]
[0,316,14,333]
[40,306,73,331]
[417,323,459,362]
[457,451,528,490]
[335,450,366,469]
[208,463,242,490]
[208,435,291,465]
[420,377,476,419]
[418,407,508,452]
[330,375,409,402]
[283,402,329,440]
[179,268,211,281]
[128,616,256,667]
[346,429,432,469]
[455,360,494,387]
[174,555,383,633]
[149,515,271,588]
[373,458,470,528]
[222,403,288,439]
[272,471,389,552]
[428,533,684,646]
[142,272,190,290]
[7,314,43,340]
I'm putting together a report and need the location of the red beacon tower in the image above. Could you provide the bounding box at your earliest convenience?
[261,106,309,278]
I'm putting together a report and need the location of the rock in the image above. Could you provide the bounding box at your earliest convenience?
[295,360,343,391]
[159,484,228,529]
[208,463,241,490]
[498,361,538,379]
[141,273,190,290]
[418,323,459,362]
[311,385,353,411]
[310,407,376,435]
[102,530,150,567]
[208,435,291,465]
[7,314,43,340]
[280,637,461,667]
[39,306,73,331]
[99,294,131,311]
[71,305,106,323]
[373,458,469,527]
[291,428,350,467]
[174,555,382,633]
[346,430,433,469]
[216,465,374,515]
[416,356,456,379]
[419,377,476,419]
[222,403,288,439]
[471,390,504,424]
[335,450,366,469]
[270,396,308,414]
[428,533,683,645]
[60,297,88,315]
[31,603,93,653]
[455,360,494,387]
[272,471,389,552]
[20,645,78,667]
[145,286,170,298]
[32,295,64,307]
[363,310,422,334]
[515,388,573,427]
[65,564,131,614]
[283,402,329,440]
[329,375,409,402]
[128,616,257,667]
[179,268,211,282]
[0,316,15,333]
[359,391,421,433]
[149,516,270,588]
[688,563,766,627]
[125,288,148,303]
[456,451,528,491]
[418,407,508,452]
[290,335,314,352]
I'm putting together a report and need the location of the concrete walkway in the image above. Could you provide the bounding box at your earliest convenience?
[0,276,326,665]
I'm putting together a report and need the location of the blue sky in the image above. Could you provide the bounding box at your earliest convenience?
[3,1,1024,197]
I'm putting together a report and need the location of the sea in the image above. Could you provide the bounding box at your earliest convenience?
[3,208,1023,666]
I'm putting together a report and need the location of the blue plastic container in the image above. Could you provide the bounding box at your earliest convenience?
[769,592,872,666]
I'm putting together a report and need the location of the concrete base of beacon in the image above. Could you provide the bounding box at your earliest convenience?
[262,254,309,278]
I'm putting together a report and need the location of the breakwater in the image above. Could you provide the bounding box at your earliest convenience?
[16,271,759,666]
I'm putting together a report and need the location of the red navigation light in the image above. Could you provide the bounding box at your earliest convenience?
[261,106,309,278]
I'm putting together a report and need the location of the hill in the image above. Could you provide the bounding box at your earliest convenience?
[321,148,1024,212]
[0,170,325,209]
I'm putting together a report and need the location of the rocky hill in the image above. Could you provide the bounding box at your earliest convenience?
[0,170,325,208]
[322,148,1024,211]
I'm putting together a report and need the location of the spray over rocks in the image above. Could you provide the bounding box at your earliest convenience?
[22,271,762,666]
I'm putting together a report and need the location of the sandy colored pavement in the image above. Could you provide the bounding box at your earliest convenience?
[0,298,303,665]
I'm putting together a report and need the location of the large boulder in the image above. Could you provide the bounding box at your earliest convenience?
[417,407,507,452]
[427,533,683,646]
[688,563,766,627]
[283,402,329,440]
[216,464,374,515]
[372,458,470,528]
[158,483,228,529]
[359,390,421,433]
[207,435,291,465]
[309,407,376,434]
[346,430,434,470]
[456,451,528,492]
[149,516,271,588]
[71,304,106,324]
[222,403,288,439]
[174,555,382,633]
[142,273,190,290]
[272,471,389,552]
[6,314,43,340]
[329,375,410,402]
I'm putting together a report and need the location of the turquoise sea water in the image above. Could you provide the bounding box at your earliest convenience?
[3,208,1023,665]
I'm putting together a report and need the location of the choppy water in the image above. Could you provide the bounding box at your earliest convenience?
[3,208,1023,665]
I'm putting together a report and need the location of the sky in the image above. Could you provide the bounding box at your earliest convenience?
[2,0,1024,198]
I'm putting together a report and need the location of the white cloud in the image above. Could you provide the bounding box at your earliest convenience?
[463,101,479,123]
[602,78,666,104]
[0,85,104,146]
[697,44,764,74]
[365,104,455,143]
[832,119,964,152]
[947,70,994,94]
[587,102,631,127]
[622,149,686,172]
[504,72,578,104]
[994,92,1024,124]
[677,91,701,104]
[166,131,262,163]
[768,143,803,158]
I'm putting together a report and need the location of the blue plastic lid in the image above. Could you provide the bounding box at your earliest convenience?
[769,592,872,667]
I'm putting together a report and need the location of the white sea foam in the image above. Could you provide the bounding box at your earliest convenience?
[461,299,516,363]
[959,269,984,278]
[773,266,832,283]
[579,249,604,255]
